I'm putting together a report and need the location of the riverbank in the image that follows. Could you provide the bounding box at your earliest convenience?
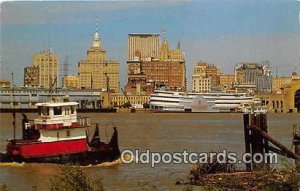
[188,166,300,190]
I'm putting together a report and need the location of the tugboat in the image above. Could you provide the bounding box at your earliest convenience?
[0,99,120,165]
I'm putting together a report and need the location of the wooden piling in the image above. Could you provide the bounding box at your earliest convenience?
[261,114,269,167]
[295,142,300,169]
[250,114,260,171]
[243,114,251,171]
[257,114,264,154]
[243,113,270,171]
[261,114,269,154]
[293,126,300,169]
[244,113,300,171]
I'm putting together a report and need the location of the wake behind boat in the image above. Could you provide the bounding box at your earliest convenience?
[0,99,120,165]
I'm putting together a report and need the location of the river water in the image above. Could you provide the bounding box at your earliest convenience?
[0,113,299,191]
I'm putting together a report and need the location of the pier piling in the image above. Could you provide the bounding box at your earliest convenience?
[243,113,269,171]
[244,113,300,171]
[293,125,300,169]
[243,114,251,171]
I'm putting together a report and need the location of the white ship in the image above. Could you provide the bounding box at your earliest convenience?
[150,90,264,113]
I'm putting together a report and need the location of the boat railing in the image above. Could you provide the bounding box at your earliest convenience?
[77,116,91,127]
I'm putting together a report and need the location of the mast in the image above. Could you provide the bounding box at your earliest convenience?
[11,73,16,142]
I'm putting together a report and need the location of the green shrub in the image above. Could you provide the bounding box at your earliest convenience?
[49,164,104,191]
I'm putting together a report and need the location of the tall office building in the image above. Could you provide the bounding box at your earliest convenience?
[127,34,160,61]
[126,60,186,92]
[78,26,119,92]
[126,35,186,94]
[234,62,271,93]
[63,76,80,89]
[31,50,59,88]
[192,75,211,93]
[220,74,235,90]
[24,66,39,87]
[235,63,265,84]
[159,39,184,62]
[193,61,220,90]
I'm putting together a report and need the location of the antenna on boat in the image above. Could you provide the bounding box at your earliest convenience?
[11,72,16,142]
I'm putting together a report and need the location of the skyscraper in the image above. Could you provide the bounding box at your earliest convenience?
[234,62,272,93]
[127,34,160,61]
[126,35,186,94]
[192,61,221,92]
[31,50,59,88]
[24,66,39,87]
[159,39,185,62]
[78,25,119,92]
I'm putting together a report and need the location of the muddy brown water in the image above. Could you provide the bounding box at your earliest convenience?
[0,113,299,190]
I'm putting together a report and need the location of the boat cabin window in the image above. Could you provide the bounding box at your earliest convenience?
[71,106,74,114]
[53,106,62,115]
[64,107,69,115]
[38,106,49,116]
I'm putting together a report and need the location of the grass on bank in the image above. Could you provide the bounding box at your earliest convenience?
[189,156,300,191]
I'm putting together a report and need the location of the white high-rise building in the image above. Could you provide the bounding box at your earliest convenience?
[127,33,160,61]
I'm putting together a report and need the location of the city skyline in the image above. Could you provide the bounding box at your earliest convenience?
[1,0,300,89]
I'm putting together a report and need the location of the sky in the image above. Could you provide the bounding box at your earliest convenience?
[1,0,300,89]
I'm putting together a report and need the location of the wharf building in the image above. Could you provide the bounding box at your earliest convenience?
[78,26,119,92]
[0,87,102,110]
[257,75,300,113]
[102,92,150,108]
[24,50,59,88]
[272,76,291,93]
[126,34,186,95]
[0,87,151,111]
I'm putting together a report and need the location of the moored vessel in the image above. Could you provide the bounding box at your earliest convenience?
[150,90,264,113]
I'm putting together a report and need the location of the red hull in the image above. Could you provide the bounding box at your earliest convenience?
[16,139,88,158]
